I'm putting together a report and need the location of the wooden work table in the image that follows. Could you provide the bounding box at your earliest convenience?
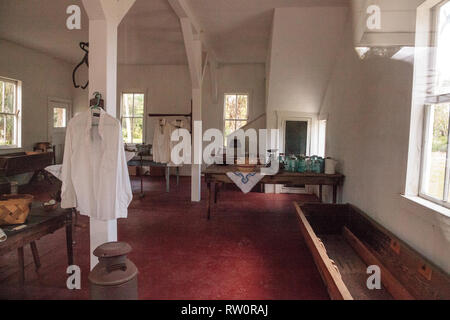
[203,165,345,220]
[0,203,73,285]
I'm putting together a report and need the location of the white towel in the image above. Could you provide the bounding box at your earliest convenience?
[45,165,63,181]
[226,171,264,194]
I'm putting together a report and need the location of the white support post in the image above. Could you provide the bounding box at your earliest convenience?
[82,0,135,269]
[179,17,203,202]
[169,0,218,202]
[192,88,202,201]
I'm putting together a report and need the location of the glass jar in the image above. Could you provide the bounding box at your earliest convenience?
[297,157,306,173]
[288,156,297,172]
[10,181,19,195]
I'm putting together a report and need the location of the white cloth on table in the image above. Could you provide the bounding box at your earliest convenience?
[45,164,63,181]
[125,151,136,163]
[226,171,264,194]
[61,108,132,221]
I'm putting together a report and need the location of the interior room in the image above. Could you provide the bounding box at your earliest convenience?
[0,0,449,301]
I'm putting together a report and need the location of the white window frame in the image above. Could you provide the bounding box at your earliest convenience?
[0,77,22,149]
[318,119,327,158]
[223,92,250,143]
[417,0,450,208]
[120,91,146,145]
[420,105,450,208]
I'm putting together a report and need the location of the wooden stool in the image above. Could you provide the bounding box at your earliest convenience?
[17,241,41,285]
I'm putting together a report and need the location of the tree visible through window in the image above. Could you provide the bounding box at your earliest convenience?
[121,93,144,144]
[224,94,249,142]
[53,108,67,128]
[420,1,450,205]
[0,77,20,147]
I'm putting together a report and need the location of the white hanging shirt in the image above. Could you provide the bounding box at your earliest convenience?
[61,108,132,221]
[152,120,171,164]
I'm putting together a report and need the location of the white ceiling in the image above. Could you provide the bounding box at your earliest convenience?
[188,0,350,63]
[0,0,89,64]
[0,0,350,65]
[118,0,187,65]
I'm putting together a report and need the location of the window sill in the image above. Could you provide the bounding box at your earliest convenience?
[0,146,22,153]
[400,195,450,224]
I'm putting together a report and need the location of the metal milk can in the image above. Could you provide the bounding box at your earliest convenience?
[89,242,138,300]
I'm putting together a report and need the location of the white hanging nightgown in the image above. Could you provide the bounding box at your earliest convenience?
[152,120,171,164]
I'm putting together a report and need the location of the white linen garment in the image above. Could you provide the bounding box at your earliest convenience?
[61,109,132,221]
[152,119,171,164]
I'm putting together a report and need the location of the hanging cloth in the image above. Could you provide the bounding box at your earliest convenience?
[152,119,171,164]
[61,108,132,220]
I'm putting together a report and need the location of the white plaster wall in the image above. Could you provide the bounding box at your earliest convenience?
[352,0,426,46]
[203,63,266,132]
[117,64,192,144]
[0,39,74,152]
[320,21,450,273]
[117,63,266,175]
[266,7,348,130]
[72,67,89,116]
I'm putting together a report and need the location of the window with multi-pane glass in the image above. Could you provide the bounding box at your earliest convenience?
[420,1,450,206]
[0,77,19,147]
[121,93,144,144]
[224,94,249,142]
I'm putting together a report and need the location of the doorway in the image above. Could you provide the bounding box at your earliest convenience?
[285,120,308,156]
[275,111,316,194]
[48,98,71,164]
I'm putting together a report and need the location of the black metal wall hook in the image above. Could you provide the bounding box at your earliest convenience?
[73,42,89,89]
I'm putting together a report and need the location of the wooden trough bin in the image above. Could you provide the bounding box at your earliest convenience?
[294,202,450,300]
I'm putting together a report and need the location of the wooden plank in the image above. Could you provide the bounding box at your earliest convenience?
[342,227,415,300]
[299,203,349,235]
[347,205,450,300]
[294,202,353,300]
[320,234,393,300]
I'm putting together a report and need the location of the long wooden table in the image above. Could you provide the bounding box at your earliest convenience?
[0,204,73,284]
[204,165,345,220]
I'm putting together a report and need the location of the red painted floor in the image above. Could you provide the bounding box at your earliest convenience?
[0,177,328,300]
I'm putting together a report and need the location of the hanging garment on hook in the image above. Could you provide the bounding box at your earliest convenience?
[152,119,171,164]
[61,108,132,220]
